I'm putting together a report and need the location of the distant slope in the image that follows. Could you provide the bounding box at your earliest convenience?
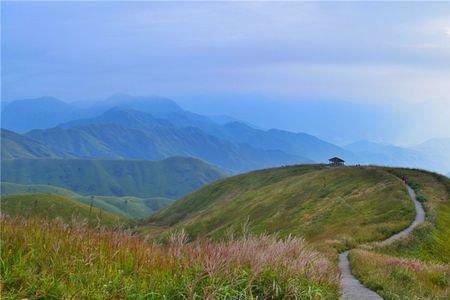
[1,97,80,133]
[1,129,68,159]
[146,165,415,252]
[413,137,450,174]
[1,194,122,226]
[1,157,225,199]
[0,182,173,218]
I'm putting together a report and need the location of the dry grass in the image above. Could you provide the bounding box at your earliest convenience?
[1,214,339,299]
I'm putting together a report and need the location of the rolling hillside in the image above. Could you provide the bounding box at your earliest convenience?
[1,129,68,159]
[146,165,415,252]
[1,194,122,226]
[1,157,225,199]
[1,182,173,218]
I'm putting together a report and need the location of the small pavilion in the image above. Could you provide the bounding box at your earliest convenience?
[329,157,345,166]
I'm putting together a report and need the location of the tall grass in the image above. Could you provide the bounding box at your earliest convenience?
[349,249,449,300]
[1,215,339,299]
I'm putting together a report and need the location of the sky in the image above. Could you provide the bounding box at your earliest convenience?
[2,1,450,143]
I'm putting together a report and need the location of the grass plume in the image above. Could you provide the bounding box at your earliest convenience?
[1,214,339,299]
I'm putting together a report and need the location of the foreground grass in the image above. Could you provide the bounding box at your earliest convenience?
[1,215,340,299]
[348,169,450,299]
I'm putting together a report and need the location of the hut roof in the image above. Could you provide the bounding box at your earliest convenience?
[329,157,345,163]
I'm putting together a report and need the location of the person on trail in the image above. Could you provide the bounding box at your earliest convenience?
[401,176,408,184]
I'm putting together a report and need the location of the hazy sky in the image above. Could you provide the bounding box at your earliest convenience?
[2,1,450,142]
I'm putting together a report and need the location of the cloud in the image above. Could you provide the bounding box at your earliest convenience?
[445,27,450,37]
[2,2,450,112]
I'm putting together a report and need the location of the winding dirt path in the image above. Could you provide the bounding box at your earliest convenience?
[338,185,425,299]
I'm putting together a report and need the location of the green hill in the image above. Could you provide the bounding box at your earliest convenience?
[1,194,122,226]
[1,156,225,199]
[1,182,173,218]
[1,181,80,198]
[146,165,415,252]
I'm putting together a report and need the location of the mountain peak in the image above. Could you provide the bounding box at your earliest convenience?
[101,94,182,114]
[4,96,70,108]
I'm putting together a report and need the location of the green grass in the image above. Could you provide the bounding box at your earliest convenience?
[1,182,173,219]
[146,165,415,253]
[1,215,340,299]
[1,156,226,198]
[1,181,80,198]
[348,168,450,299]
[1,194,123,226]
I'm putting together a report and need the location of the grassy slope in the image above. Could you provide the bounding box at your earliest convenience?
[1,194,123,226]
[1,181,80,198]
[147,165,415,253]
[1,156,225,198]
[348,168,450,299]
[1,182,173,219]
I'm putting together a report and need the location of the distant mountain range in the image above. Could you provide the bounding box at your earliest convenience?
[1,94,449,175]
[2,94,356,172]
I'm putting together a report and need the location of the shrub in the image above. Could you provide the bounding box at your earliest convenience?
[416,195,427,203]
